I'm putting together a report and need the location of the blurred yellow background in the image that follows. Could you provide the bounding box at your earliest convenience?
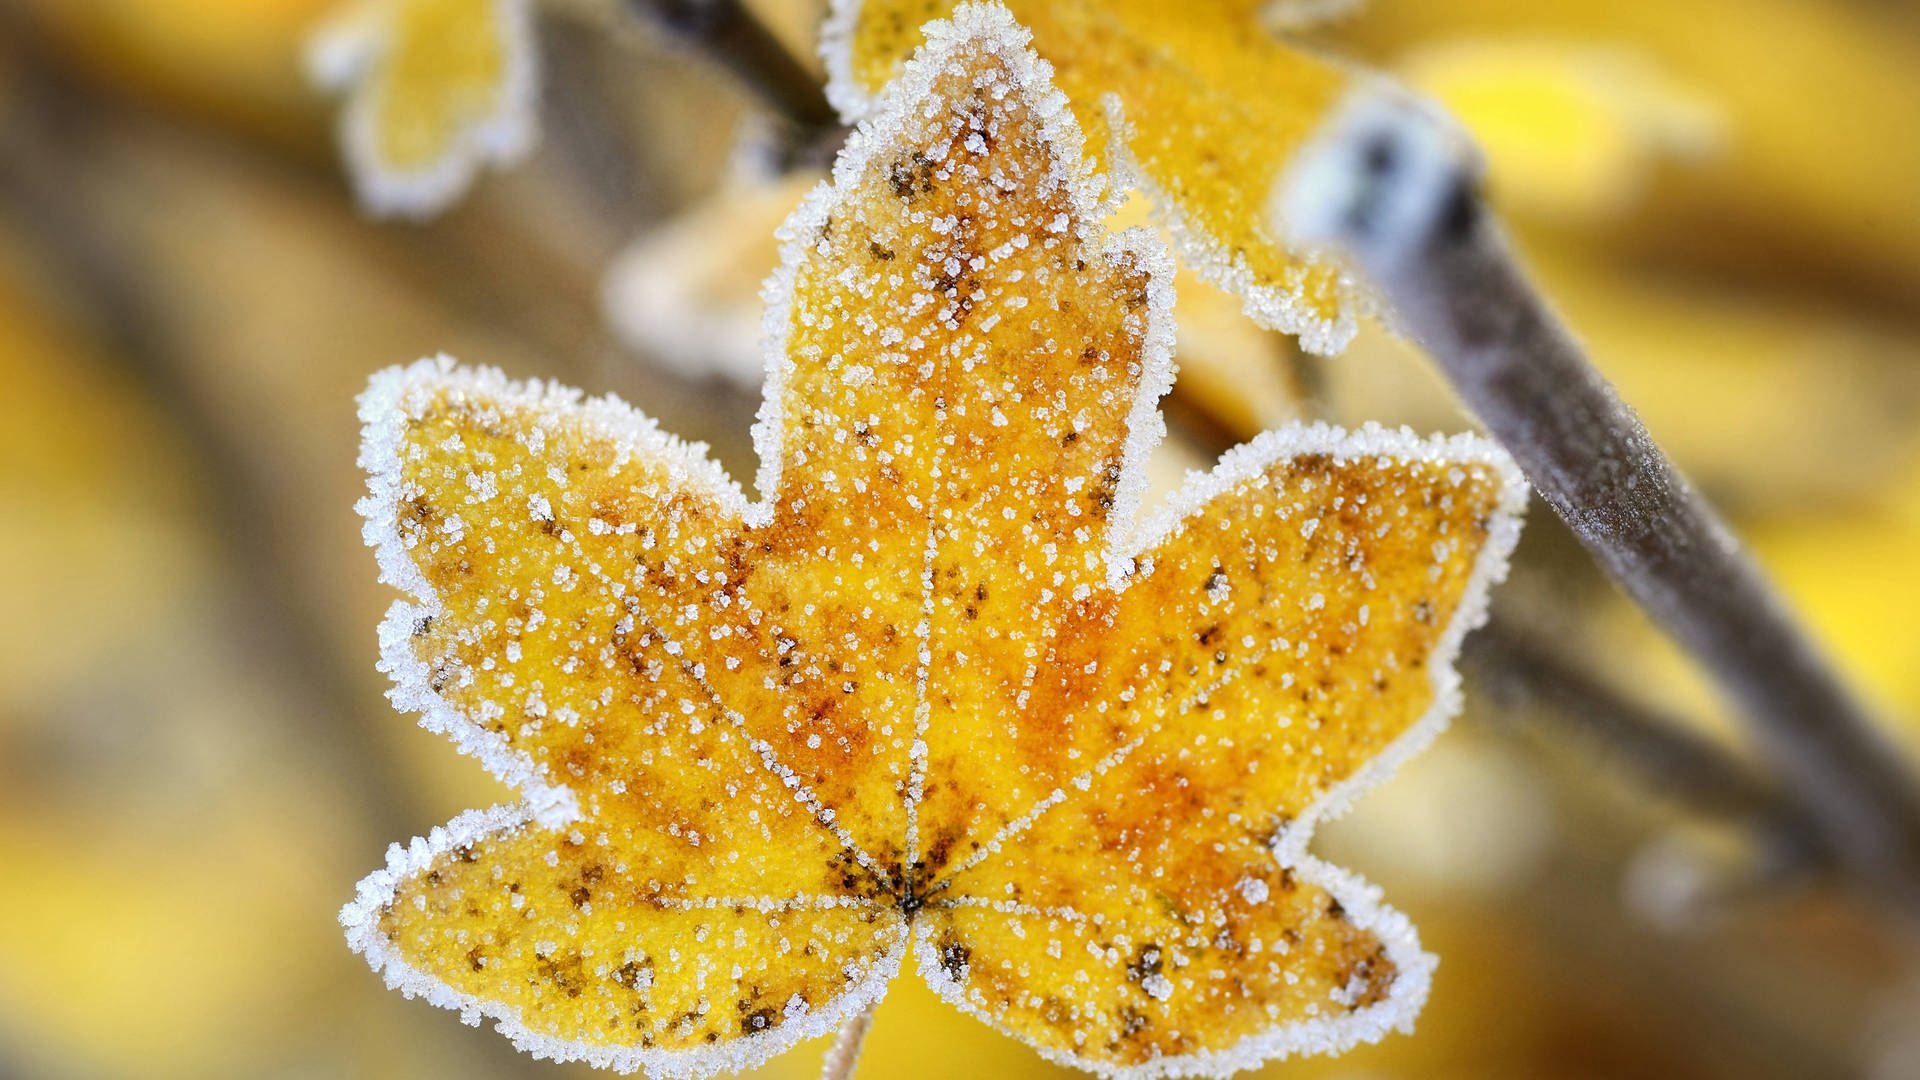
[1,0,1918,1077]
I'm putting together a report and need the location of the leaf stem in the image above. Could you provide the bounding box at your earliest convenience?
[1279,87,1920,916]
[819,1003,876,1080]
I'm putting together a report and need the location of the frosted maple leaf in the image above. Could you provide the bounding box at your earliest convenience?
[343,7,1526,1077]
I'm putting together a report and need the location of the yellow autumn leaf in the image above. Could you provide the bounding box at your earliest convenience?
[1104,198,1311,438]
[823,0,1363,355]
[345,9,1525,1076]
[308,0,538,217]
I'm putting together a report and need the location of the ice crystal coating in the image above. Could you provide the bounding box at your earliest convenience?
[345,10,1526,1078]
[308,0,538,219]
[824,0,1364,355]
[602,178,1306,442]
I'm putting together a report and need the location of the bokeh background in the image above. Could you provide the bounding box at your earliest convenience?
[2,1,1920,1077]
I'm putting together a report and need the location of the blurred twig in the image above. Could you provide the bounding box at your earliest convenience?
[620,0,849,169]
[1463,624,1825,869]
[1281,88,1920,918]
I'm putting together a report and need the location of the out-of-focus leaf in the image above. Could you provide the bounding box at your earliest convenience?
[9,0,337,135]
[603,172,824,386]
[1744,465,1920,740]
[308,0,538,217]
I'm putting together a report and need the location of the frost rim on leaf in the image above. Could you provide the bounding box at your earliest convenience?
[307,0,541,220]
[340,802,907,1078]
[354,356,904,1077]
[820,0,1365,355]
[917,420,1527,1080]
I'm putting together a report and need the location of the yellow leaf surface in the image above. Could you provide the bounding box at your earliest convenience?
[823,0,1362,355]
[345,10,1525,1075]
[605,179,1306,431]
[308,0,537,217]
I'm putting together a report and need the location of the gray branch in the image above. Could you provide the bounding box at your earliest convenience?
[1279,87,1920,916]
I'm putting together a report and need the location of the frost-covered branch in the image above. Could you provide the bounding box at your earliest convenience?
[1278,85,1920,917]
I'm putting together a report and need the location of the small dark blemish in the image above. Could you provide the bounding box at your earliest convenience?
[1362,133,1398,179]
[1438,176,1481,245]
[1125,943,1163,984]
[938,939,971,982]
